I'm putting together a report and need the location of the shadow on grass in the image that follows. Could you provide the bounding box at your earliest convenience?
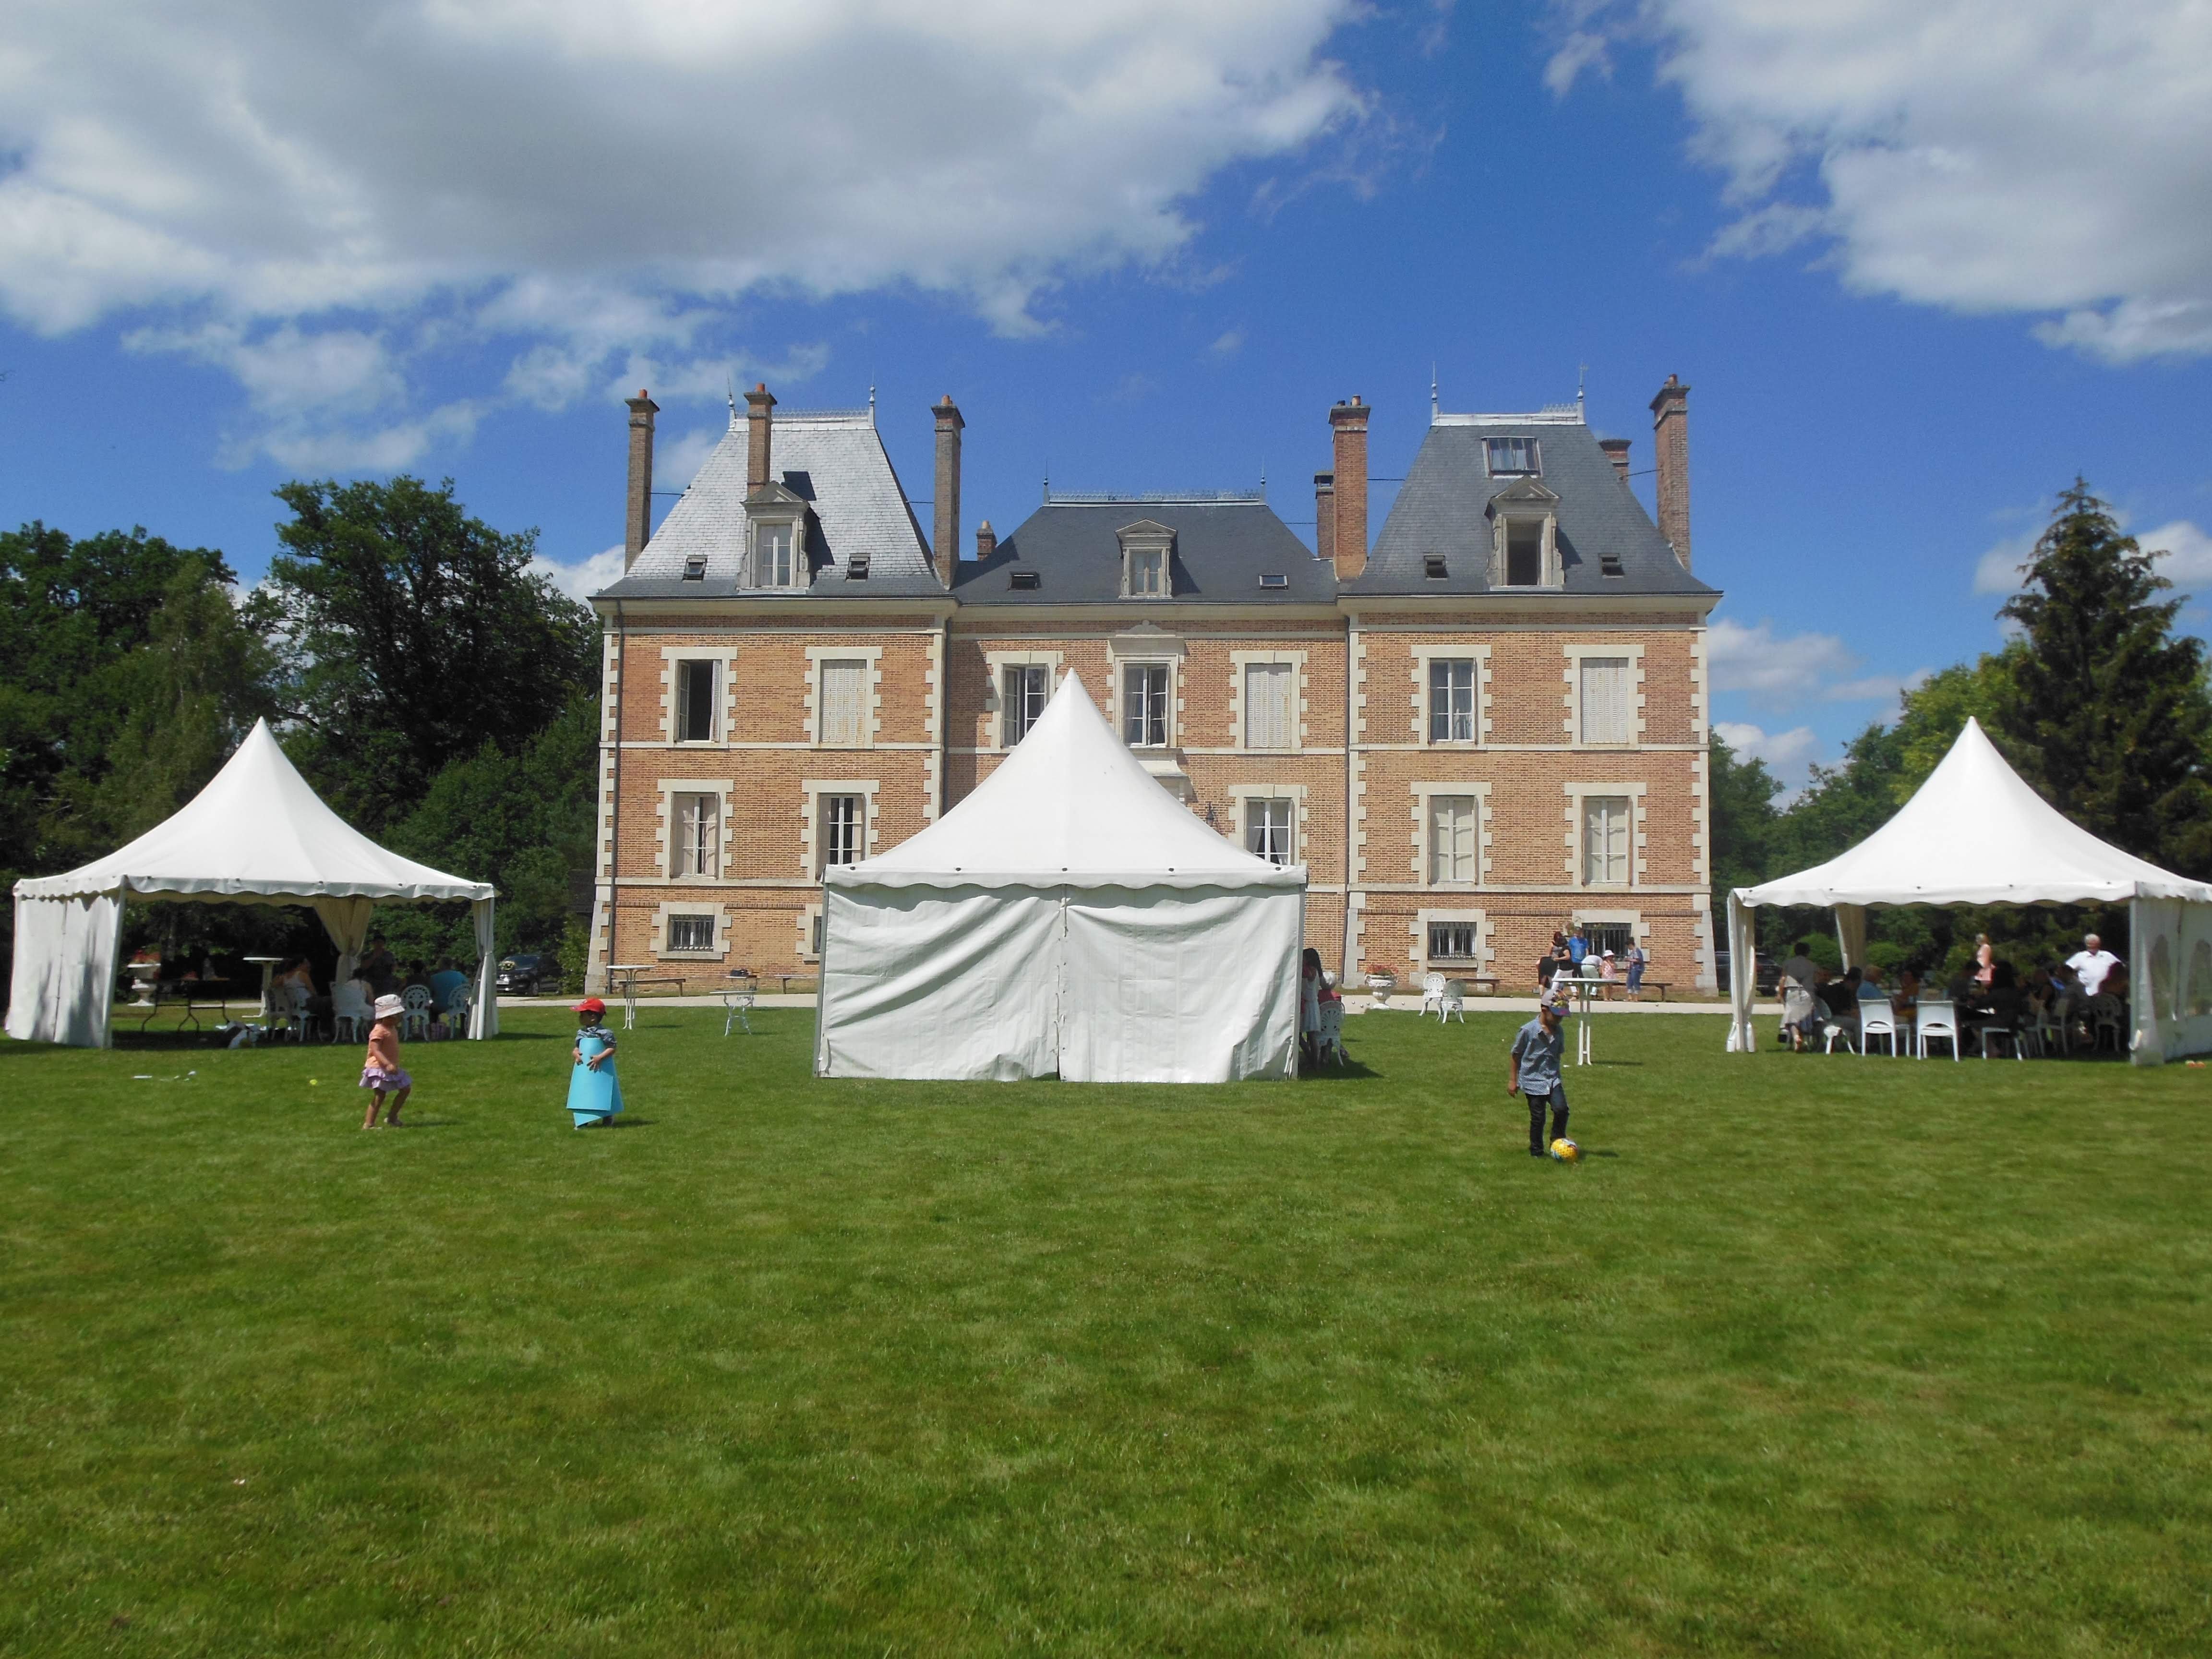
[1297,1058,1383,1081]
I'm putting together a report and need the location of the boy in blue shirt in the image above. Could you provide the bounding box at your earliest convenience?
[1508,996,1571,1158]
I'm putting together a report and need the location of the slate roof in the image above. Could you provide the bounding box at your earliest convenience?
[1346,415,1718,598]
[955,498,1334,605]
[598,409,942,600]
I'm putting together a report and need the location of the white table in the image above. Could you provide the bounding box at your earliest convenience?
[244,956,285,1021]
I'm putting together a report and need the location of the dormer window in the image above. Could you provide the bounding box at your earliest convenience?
[1115,520,1175,600]
[1505,522,1543,585]
[681,555,707,582]
[754,520,796,587]
[845,554,870,580]
[1485,437,1540,476]
[1488,477,1563,588]
[1423,554,1448,580]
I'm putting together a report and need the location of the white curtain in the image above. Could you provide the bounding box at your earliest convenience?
[1833,903,1867,972]
[6,890,127,1046]
[311,895,376,985]
[1725,891,1757,1051]
[469,898,499,1038]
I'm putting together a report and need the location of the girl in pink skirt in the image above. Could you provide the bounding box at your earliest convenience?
[360,993,413,1128]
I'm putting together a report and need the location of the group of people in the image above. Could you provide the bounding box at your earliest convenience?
[360,992,623,1130]
[1535,927,1648,998]
[270,938,475,1039]
[1775,930,2128,1055]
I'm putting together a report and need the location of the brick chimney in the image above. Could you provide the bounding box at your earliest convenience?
[1328,397,1369,580]
[1313,472,1335,565]
[1599,437,1631,484]
[974,519,996,563]
[932,395,963,588]
[624,389,658,568]
[1648,375,1690,570]
[745,382,776,493]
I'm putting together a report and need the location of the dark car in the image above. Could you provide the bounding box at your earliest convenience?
[496,953,564,996]
[1716,950,1780,996]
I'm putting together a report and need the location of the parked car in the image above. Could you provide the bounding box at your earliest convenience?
[1716,950,1780,996]
[496,953,564,996]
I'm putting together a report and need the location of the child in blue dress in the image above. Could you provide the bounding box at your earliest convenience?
[567,997,623,1128]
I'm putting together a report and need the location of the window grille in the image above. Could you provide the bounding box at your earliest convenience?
[819,659,868,747]
[667,914,715,952]
[1123,663,1169,747]
[1485,436,1540,475]
[1428,923,1479,962]
[1578,657,1632,745]
[1002,665,1047,747]
[671,792,718,878]
[1428,659,1476,743]
[1243,662,1294,750]
[674,659,716,743]
[1428,795,1478,884]
[1580,921,1634,957]
[1582,795,1631,886]
[819,795,863,872]
[1245,798,1294,865]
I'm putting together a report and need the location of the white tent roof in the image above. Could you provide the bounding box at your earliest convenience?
[828,673,1303,890]
[14,719,494,903]
[1736,717,2212,908]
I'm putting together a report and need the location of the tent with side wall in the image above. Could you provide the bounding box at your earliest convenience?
[814,673,1306,1082]
[7,719,499,1048]
[1726,718,2212,1064]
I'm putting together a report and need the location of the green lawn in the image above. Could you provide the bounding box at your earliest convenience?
[3,1008,2208,1656]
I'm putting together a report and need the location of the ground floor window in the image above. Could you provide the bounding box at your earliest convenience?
[1580,921,1634,958]
[1428,922,1479,962]
[666,914,716,952]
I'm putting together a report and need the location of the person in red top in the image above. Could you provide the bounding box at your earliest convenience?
[360,993,413,1129]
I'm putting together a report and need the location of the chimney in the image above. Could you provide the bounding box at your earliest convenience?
[932,395,963,588]
[1312,473,1335,565]
[1599,437,1632,484]
[1648,375,1690,570]
[1327,397,1369,580]
[624,389,659,568]
[745,382,776,493]
[974,519,996,563]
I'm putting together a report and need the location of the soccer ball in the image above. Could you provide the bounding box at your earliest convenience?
[1549,1138,1581,1163]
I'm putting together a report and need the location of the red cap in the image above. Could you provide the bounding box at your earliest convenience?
[573,997,606,1015]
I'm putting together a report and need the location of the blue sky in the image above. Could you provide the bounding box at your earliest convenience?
[3,0,2208,786]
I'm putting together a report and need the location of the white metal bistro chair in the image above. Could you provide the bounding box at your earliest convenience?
[1438,978,1467,1022]
[330,979,372,1044]
[399,984,435,1042]
[1314,999,1348,1067]
[1915,999,1961,1060]
[721,974,756,1036]
[1857,1000,1901,1057]
[1419,973,1447,1018]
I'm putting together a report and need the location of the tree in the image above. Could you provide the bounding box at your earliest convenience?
[264,477,599,831]
[1707,728,1783,900]
[1993,483,2212,874]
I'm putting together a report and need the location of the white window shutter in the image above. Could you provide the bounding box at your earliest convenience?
[1580,658,1631,744]
[1245,663,1292,749]
[821,660,867,746]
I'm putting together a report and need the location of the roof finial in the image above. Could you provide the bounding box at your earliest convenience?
[1042,469,1050,504]
[726,374,738,428]
[868,380,876,425]
[1577,363,1587,420]
[1431,363,1439,422]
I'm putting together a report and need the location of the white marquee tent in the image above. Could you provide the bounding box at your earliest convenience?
[1727,718,2212,1063]
[7,719,499,1048]
[814,674,1306,1082]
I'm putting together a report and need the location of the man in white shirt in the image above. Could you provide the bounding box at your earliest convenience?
[2066,934,2123,998]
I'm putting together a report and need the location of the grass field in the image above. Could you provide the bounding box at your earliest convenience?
[3,1006,2209,1656]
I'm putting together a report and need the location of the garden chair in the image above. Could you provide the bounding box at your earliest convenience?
[721,973,756,1036]
[1857,1000,1900,1057]
[1821,1006,1861,1053]
[1438,978,1467,1023]
[444,987,473,1039]
[1915,999,1961,1060]
[1314,999,1347,1068]
[1418,973,1446,1018]
[331,979,372,1044]
[399,985,435,1042]
[2088,994,2126,1054]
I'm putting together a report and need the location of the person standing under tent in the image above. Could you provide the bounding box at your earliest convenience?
[1508,996,1571,1160]
[2067,934,2123,999]
[1973,933,1996,989]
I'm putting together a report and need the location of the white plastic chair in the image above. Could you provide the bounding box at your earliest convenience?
[1858,1001,1900,1057]
[1315,1000,1347,1067]
[2088,994,2126,1054]
[1440,978,1467,1023]
[445,987,474,1039]
[1419,973,1446,1018]
[1822,1004,1863,1053]
[1916,999,1961,1060]
[399,984,434,1042]
[331,979,372,1043]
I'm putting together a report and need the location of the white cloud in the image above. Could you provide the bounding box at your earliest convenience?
[1714,720,1824,788]
[1972,529,2040,595]
[1706,616,1858,706]
[652,425,728,496]
[1551,1,2212,361]
[0,1,1364,451]
[1973,517,2212,597]
[529,543,627,605]
[1208,329,1245,357]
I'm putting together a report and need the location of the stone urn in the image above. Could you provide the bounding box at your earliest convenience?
[1365,968,1397,1006]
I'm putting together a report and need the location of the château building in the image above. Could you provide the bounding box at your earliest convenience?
[586,376,1720,995]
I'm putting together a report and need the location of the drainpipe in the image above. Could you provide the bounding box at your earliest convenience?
[1342,611,1359,986]
[601,601,626,992]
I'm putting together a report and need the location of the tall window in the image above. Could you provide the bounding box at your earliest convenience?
[1583,795,1631,886]
[1578,657,1632,745]
[819,659,868,747]
[1504,520,1544,585]
[1245,798,1294,865]
[1485,436,1539,476]
[1243,662,1294,750]
[819,794,863,873]
[674,659,716,743]
[1428,795,1478,884]
[1428,659,1475,743]
[672,792,719,878]
[667,914,715,952]
[1123,663,1169,747]
[1002,665,1047,747]
[755,521,795,587]
[1128,548,1168,596]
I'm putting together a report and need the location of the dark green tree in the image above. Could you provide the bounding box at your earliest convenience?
[1993,483,2212,874]
[264,477,598,831]
[1707,728,1783,900]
